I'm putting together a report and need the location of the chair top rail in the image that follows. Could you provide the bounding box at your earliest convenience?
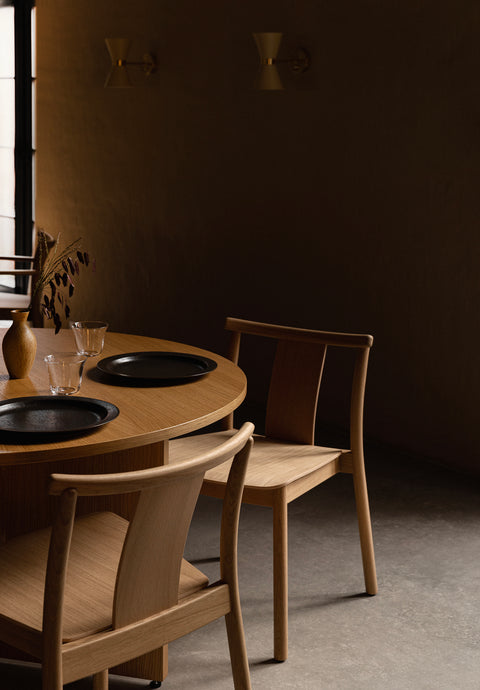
[0,255,35,262]
[0,270,36,276]
[49,422,254,496]
[225,317,373,349]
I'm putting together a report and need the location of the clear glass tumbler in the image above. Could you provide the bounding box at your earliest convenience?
[70,321,108,357]
[44,353,87,395]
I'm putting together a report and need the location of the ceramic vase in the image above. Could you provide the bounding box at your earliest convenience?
[2,309,37,379]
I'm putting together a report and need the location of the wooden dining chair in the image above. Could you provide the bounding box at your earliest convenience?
[0,229,55,326]
[169,317,378,662]
[0,422,254,690]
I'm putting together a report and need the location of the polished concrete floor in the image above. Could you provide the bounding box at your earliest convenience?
[1,443,479,689]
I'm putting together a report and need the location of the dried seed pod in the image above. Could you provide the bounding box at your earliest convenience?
[33,236,93,334]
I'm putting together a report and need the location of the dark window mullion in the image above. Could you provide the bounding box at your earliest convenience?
[14,0,34,292]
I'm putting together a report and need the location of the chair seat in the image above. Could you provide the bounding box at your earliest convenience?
[170,430,347,490]
[0,511,209,645]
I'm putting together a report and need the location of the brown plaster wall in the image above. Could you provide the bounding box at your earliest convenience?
[35,1,480,474]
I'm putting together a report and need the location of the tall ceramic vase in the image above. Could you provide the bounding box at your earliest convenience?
[2,309,37,379]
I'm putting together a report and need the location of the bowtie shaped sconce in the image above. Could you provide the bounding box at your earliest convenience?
[253,32,310,90]
[104,38,157,88]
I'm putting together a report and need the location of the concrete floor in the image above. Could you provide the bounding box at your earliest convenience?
[1,443,479,689]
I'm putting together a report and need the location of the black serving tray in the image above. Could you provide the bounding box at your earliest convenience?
[96,351,217,385]
[0,396,119,435]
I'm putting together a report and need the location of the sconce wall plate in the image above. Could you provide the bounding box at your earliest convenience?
[290,48,310,74]
[140,53,156,76]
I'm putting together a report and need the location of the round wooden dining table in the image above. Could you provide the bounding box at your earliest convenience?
[0,327,247,683]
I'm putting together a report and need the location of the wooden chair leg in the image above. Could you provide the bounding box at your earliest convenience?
[225,603,252,689]
[42,667,62,690]
[42,642,62,689]
[351,453,378,595]
[272,491,288,661]
[93,669,109,690]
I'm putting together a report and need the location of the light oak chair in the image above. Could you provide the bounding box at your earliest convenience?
[170,317,378,662]
[0,422,254,690]
[0,229,55,326]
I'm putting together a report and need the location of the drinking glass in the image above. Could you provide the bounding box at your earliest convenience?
[44,353,87,395]
[71,321,108,357]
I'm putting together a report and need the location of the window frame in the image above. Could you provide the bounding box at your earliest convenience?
[0,0,35,294]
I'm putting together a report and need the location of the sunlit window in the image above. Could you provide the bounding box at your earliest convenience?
[0,6,15,285]
[0,1,35,293]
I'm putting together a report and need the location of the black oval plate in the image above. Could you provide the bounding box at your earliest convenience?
[0,396,119,435]
[96,351,218,384]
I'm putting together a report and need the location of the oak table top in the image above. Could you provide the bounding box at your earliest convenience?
[0,328,247,465]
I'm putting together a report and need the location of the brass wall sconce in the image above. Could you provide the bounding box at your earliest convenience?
[104,38,157,88]
[253,32,310,90]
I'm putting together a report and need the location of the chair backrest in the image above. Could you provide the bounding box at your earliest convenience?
[46,422,254,642]
[223,318,373,447]
[0,230,55,326]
